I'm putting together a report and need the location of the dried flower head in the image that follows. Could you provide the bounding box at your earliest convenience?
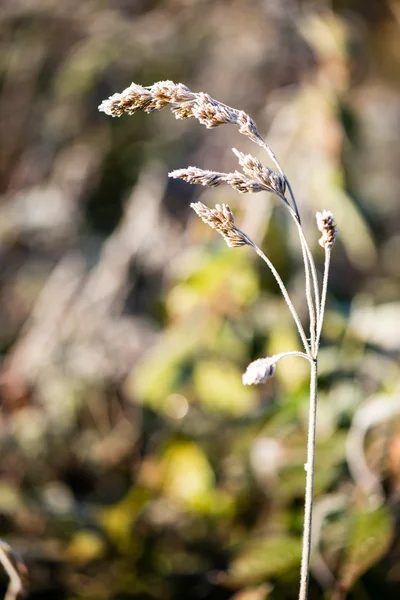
[99,80,264,144]
[242,357,277,385]
[232,148,286,196]
[169,167,266,194]
[98,81,193,116]
[316,210,337,249]
[190,202,251,248]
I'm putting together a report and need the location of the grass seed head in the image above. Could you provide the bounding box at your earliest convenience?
[190,202,250,248]
[242,357,277,385]
[316,210,337,249]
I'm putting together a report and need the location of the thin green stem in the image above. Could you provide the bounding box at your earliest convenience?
[316,248,331,348]
[250,242,311,356]
[299,358,318,600]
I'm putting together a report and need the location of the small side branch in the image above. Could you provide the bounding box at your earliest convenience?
[251,243,311,356]
[316,248,331,347]
[315,211,338,346]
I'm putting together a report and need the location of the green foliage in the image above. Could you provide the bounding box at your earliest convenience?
[228,537,302,586]
[339,505,393,592]
[193,359,257,416]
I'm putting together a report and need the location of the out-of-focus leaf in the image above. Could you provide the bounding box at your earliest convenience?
[125,329,199,409]
[209,319,249,362]
[279,431,346,501]
[160,440,215,510]
[10,407,48,455]
[279,463,308,501]
[227,536,301,586]
[67,530,105,564]
[0,483,22,514]
[350,301,400,351]
[166,250,259,319]
[268,325,308,392]
[230,583,272,600]
[193,359,257,416]
[190,489,235,517]
[55,39,116,97]
[327,183,376,269]
[300,12,348,60]
[339,505,393,591]
[99,487,151,552]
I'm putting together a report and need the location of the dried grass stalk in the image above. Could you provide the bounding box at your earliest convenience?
[169,166,267,194]
[99,79,339,600]
[99,80,263,144]
[190,202,251,248]
[232,148,286,196]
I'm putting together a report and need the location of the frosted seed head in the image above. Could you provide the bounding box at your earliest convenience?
[242,358,277,385]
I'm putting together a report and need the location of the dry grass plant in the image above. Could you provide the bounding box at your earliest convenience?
[99,80,338,600]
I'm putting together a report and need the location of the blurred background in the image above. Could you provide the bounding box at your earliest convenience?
[1,0,400,598]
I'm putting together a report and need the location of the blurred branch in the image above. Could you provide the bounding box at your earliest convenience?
[4,163,183,385]
[311,494,347,590]
[0,541,27,600]
[346,395,400,504]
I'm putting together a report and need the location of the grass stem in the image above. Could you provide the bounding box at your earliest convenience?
[299,358,319,600]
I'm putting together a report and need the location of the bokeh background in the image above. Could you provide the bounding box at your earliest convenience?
[1,0,400,598]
